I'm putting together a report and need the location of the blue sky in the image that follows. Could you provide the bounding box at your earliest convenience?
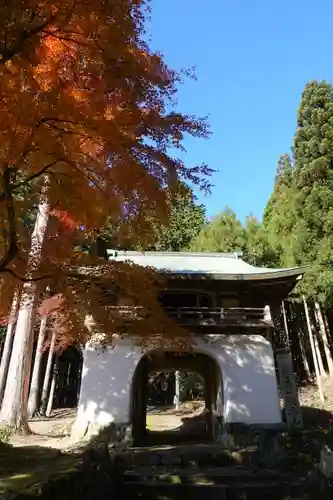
[147,0,333,222]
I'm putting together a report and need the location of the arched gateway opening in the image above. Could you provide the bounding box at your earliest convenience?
[131,349,223,446]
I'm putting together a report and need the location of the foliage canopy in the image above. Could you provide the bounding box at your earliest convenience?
[0,0,211,343]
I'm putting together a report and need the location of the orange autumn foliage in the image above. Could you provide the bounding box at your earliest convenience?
[0,0,211,345]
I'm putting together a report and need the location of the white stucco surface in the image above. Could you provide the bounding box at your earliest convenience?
[72,334,282,438]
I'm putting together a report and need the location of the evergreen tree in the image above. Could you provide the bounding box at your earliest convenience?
[99,182,206,253]
[263,153,299,267]
[189,207,247,253]
[292,82,333,302]
[189,208,277,267]
[147,185,206,251]
[275,153,293,186]
[263,80,333,304]
[243,215,278,267]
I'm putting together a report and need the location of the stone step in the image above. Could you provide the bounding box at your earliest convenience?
[119,478,311,500]
[114,445,255,468]
[114,446,327,499]
[119,465,299,482]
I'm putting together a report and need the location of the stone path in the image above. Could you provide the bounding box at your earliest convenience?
[146,401,205,432]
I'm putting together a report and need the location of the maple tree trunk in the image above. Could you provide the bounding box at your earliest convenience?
[40,331,56,416]
[0,188,50,432]
[46,356,59,418]
[303,296,325,402]
[0,289,21,405]
[314,302,333,377]
[27,316,48,418]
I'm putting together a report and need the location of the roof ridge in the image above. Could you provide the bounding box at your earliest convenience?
[106,250,242,259]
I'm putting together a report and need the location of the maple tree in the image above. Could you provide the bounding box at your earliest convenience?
[0,0,211,430]
[0,0,211,313]
[0,0,207,270]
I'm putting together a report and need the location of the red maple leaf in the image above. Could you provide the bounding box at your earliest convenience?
[51,209,80,230]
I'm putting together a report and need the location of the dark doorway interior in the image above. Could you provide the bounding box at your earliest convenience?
[131,350,222,446]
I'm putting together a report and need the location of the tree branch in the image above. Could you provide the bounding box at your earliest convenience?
[11,160,58,193]
[0,160,58,202]
[0,16,55,65]
[1,267,52,282]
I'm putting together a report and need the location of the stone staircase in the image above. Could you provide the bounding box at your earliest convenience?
[113,444,324,499]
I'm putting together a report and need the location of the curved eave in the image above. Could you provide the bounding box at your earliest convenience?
[161,265,308,282]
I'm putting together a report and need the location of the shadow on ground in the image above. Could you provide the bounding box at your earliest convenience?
[0,406,332,496]
[0,440,78,494]
[0,440,118,499]
[143,406,333,457]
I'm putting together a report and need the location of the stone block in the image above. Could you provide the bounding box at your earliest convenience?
[320,445,333,479]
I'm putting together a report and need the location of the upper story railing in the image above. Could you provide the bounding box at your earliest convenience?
[109,305,272,330]
[163,306,272,328]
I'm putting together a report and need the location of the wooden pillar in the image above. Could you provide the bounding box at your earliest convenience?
[140,359,149,439]
[268,303,284,349]
[174,370,180,410]
[132,357,149,446]
[203,359,214,441]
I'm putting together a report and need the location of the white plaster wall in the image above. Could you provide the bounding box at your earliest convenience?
[195,335,281,424]
[72,334,281,438]
[72,340,142,439]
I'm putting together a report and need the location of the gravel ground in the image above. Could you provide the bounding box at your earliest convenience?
[299,377,333,412]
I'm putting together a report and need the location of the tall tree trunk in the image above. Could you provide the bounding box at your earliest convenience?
[323,311,332,344]
[0,187,50,433]
[46,356,59,417]
[0,289,21,405]
[312,311,326,378]
[27,316,48,418]
[281,301,290,347]
[289,301,311,380]
[40,331,56,416]
[303,296,325,402]
[297,326,311,381]
[314,302,333,377]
